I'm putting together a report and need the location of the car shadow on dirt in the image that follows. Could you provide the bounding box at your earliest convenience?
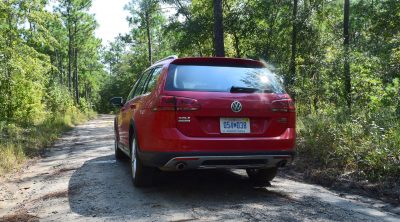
[68,154,295,220]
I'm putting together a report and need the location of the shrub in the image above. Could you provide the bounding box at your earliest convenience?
[297,108,400,183]
[46,84,75,115]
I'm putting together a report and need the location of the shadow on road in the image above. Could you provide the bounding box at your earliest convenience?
[65,116,400,221]
[68,154,292,219]
[3,115,397,221]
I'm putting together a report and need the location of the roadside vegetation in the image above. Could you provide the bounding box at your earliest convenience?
[100,0,400,190]
[0,1,104,174]
[0,106,96,175]
[1,0,399,193]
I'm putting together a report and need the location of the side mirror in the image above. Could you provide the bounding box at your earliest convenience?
[110,97,124,107]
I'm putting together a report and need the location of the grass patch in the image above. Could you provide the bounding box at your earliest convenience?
[0,108,97,175]
[296,111,400,185]
[292,108,400,203]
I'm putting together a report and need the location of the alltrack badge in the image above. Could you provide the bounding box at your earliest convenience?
[231,101,242,112]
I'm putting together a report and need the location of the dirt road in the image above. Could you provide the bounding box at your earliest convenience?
[0,115,399,221]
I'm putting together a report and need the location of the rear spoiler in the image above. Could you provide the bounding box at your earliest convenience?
[170,57,265,68]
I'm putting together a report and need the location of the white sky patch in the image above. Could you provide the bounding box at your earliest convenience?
[46,0,177,46]
[89,0,131,45]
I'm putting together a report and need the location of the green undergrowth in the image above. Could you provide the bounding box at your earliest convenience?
[296,107,400,185]
[0,107,97,175]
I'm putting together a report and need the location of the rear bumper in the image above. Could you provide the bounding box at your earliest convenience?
[138,128,296,153]
[139,150,295,171]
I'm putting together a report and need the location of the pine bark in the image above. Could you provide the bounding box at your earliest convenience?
[145,11,152,65]
[213,0,225,57]
[343,0,351,110]
[289,0,298,96]
[67,4,73,92]
[74,48,79,104]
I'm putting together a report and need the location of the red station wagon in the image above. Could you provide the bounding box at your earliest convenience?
[110,56,296,187]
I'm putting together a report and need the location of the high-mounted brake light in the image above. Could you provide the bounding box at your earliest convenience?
[153,95,200,111]
[271,99,295,112]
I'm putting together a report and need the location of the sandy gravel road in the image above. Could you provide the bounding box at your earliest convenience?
[0,115,399,222]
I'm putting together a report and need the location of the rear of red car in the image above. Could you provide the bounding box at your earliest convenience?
[137,57,295,173]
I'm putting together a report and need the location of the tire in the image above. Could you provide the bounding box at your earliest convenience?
[246,167,278,185]
[114,133,125,160]
[130,133,155,187]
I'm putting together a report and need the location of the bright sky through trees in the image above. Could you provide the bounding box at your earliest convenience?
[89,0,130,44]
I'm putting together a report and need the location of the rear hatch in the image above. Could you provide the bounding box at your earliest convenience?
[159,58,295,138]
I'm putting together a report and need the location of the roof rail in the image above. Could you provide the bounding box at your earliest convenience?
[154,55,178,64]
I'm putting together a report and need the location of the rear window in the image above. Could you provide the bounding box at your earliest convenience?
[165,64,285,93]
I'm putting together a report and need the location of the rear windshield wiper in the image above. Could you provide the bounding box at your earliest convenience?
[230,86,260,93]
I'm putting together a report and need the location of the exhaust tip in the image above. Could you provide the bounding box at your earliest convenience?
[175,162,187,171]
[277,160,287,168]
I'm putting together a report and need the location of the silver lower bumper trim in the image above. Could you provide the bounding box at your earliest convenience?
[160,155,291,171]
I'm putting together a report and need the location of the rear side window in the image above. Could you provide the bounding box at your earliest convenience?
[165,64,285,93]
[134,69,153,97]
[144,67,163,94]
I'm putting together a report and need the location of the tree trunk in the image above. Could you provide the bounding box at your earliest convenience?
[233,32,241,58]
[74,49,79,104]
[288,0,298,97]
[50,53,55,83]
[343,0,351,110]
[5,2,13,121]
[86,83,89,101]
[145,11,152,65]
[67,12,73,92]
[213,0,225,57]
[57,51,64,85]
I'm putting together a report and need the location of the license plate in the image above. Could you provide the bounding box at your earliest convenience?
[220,118,250,134]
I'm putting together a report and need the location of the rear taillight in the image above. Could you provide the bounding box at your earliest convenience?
[175,97,201,111]
[271,99,295,112]
[153,95,200,111]
[157,95,175,111]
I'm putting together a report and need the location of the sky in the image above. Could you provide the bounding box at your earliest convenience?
[46,0,174,46]
[89,0,131,45]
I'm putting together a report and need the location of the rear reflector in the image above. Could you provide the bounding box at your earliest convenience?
[153,95,200,111]
[271,99,295,112]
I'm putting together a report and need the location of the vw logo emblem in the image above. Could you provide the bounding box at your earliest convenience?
[231,101,242,112]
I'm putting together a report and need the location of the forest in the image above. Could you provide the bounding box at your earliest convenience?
[1,0,399,189]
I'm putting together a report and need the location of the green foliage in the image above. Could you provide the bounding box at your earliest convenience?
[298,109,400,182]
[1,0,399,183]
[46,84,75,114]
[96,0,400,184]
[0,109,94,175]
[0,0,105,173]
[0,0,105,124]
